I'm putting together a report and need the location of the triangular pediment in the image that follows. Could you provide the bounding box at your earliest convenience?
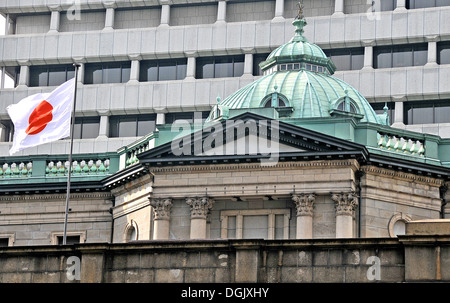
[138,112,368,166]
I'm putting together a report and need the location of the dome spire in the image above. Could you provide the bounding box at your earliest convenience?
[292,0,307,42]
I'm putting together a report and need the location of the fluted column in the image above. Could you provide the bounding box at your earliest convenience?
[186,197,214,239]
[292,193,315,239]
[331,192,358,238]
[150,198,173,240]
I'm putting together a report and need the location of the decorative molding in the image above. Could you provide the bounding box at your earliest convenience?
[331,192,358,216]
[361,165,444,186]
[150,160,359,174]
[123,220,139,243]
[149,198,173,220]
[0,192,112,202]
[388,213,412,238]
[50,231,87,245]
[292,193,315,217]
[186,197,214,219]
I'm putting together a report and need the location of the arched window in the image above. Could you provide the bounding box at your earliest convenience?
[337,100,357,113]
[261,92,290,108]
[388,214,411,238]
[124,220,139,243]
[264,97,286,108]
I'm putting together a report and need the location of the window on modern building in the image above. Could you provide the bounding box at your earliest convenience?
[164,111,211,124]
[196,55,245,79]
[406,0,450,9]
[29,65,75,87]
[438,41,450,65]
[323,48,364,71]
[139,58,187,82]
[84,62,131,84]
[371,102,395,125]
[73,117,100,139]
[0,238,9,247]
[109,114,157,138]
[371,0,397,11]
[4,66,20,88]
[57,235,80,245]
[0,120,14,142]
[404,100,450,124]
[374,44,428,68]
[253,53,271,76]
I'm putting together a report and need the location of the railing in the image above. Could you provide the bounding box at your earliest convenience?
[120,132,159,168]
[0,162,33,178]
[46,159,110,177]
[0,154,118,179]
[377,132,425,157]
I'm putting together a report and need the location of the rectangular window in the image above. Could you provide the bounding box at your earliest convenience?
[73,117,100,139]
[323,48,364,71]
[139,58,187,82]
[84,62,131,84]
[196,55,245,79]
[0,120,14,142]
[57,236,80,245]
[438,42,450,65]
[164,111,210,125]
[406,0,450,9]
[253,53,270,76]
[4,66,20,88]
[371,0,397,11]
[0,238,9,247]
[109,114,156,138]
[404,101,450,124]
[371,102,395,125]
[220,209,291,240]
[29,64,75,87]
[374,44,428,68]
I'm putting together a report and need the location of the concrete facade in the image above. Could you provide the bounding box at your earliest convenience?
[1,0,450,157]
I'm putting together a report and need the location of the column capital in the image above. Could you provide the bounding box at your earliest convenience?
[292,193,315,217]
[150,198,173,220]
[186,197,214,219]
[331,192,358,216]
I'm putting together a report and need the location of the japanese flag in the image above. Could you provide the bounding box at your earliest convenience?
[7,79,75,155]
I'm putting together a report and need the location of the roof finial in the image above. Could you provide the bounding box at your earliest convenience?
[296,0,305,20]
[292,0,307,42]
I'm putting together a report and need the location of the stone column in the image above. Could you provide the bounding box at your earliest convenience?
[392,101,405,127]
[332,192,358,238]
[273,0,285,21]
[156,112,166,126]
[104,6,115,30]
[186,197,214,239]
[17,64,30,88]
[185,55,197,80]
[363,45,374,69]
[97,114,109,139]
[395,0,407,11]
[243,53,254,77]
[160,4,171,26]
[426,40,438,66]
[292,193,315,239]
[216,0,227,23]
[49,9,61,33]
[129,59,140,84]
[150,198,173,240]
[333,0,345,15]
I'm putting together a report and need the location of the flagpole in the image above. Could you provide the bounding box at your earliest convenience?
[63,63,81,245]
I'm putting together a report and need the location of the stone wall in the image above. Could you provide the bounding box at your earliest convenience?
[0,233,448,283]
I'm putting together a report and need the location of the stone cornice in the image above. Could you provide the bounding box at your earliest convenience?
[150,159,360,174]
[0,192,112,202]
[361,165,444,186]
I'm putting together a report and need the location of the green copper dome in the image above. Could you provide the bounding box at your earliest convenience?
[206,17,385,125]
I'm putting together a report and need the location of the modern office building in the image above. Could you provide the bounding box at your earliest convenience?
[0,0,449,284]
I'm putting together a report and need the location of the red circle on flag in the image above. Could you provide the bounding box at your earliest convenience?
[25,100,53,135]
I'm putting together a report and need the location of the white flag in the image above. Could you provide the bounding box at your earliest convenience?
[7,79,75,155]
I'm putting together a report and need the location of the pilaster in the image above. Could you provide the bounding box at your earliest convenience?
[186,197,214,239]
[292,193,315,239]
[149,198,173,240]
